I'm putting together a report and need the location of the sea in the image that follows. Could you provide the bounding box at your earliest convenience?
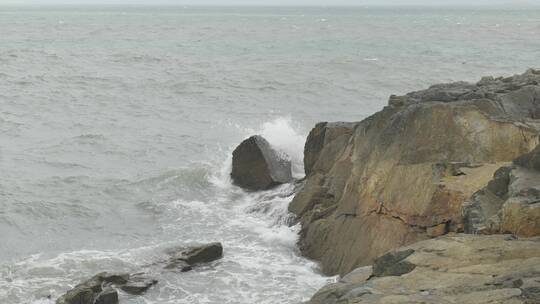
[0,5,539,304]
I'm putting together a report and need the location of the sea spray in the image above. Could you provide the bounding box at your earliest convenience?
[14,118,327,304]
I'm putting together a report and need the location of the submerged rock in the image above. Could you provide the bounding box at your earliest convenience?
[305,234,540,304]
[290,69,540,275]
[231,135,292,190]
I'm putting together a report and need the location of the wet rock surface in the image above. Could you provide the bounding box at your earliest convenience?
[231,135,292,190]
[290,69,540,275]
[305,234,540,304]
[56,272,129,304]
[56,243,223,303]
[165,242,223,269]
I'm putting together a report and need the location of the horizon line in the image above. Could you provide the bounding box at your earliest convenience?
[1,3,539,7]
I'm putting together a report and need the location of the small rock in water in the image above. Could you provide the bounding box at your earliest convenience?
[165,242,223,269]
[56,243,224,303]
[56,286,94,304]
[56,272,157,303]
[231,135,292,190]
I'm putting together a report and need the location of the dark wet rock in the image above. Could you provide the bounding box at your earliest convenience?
[56,286,94,304]
[56,272,157,304]
[120,276,158,295]
[166,242,223,269]
[372,249,416,277]
[57,243,224,303]
[179,242,223,264]
[231,135,292,190]
[94,288,118,304]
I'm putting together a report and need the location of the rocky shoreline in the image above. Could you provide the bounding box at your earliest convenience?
[54,69,540,304]
[294,69,540,303]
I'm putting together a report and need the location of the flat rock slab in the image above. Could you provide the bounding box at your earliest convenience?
[231,135,292,190]
[306,234,540,304]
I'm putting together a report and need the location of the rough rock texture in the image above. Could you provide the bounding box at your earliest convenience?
[463,143,540,237]
[231,135,293,190]
[290,69,540,275]
[306,234,540,304]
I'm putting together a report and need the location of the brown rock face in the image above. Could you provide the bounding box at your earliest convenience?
[290,69,540,275]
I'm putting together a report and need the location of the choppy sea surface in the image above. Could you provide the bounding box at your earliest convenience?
[1,5,539,304]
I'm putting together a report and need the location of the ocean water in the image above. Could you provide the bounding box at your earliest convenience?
[0,5,539,304]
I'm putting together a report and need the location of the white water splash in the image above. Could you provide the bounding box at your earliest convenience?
[257,117,306,178]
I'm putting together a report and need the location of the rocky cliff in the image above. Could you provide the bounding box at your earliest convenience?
[290,69,540,276]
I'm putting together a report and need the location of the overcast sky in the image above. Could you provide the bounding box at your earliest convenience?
[0,0,537,5]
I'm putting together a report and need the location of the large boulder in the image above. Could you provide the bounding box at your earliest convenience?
[231,135,292,190]
[290,69,540,275]
[463,143,540,237]
[306,234,540,304]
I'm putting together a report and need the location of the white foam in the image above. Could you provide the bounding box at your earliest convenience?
[257,117,306,178]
